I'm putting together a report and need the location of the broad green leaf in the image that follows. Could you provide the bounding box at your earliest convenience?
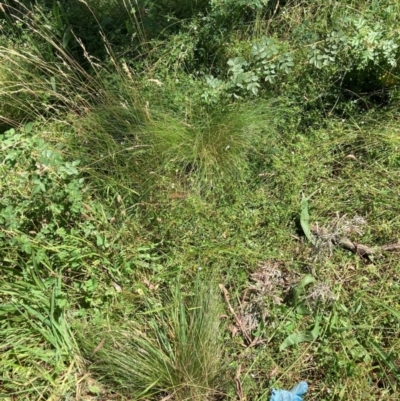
[40,149,62,166]
[32,179,46,194]
[279,313,322,351]
[63,26,72,49]
[293,274,316,308]
[52,2,62,28]
[50,76,57,92]
[96,235,104,246]
[24,122,33,134]
[300,193,315,245]
[346,337,371,362]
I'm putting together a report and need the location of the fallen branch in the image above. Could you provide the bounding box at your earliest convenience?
[219,284,266,348]
[219,284,252,345]
[336,237,378,256]
[336,237,400,256]
[381,243,400,252]
[311,226,400,257]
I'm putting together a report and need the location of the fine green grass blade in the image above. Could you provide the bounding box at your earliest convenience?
[368,340,400,381]
[368,297,400,319]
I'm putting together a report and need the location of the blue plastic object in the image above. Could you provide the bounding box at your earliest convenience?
[270,381,308,401]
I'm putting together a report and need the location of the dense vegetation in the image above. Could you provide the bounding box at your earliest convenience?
[1,1,400,400]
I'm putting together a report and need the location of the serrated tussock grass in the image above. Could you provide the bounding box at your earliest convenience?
[73,95,282,201]
[76,279,226,400]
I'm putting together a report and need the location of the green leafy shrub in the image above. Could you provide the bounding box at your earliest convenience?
[0,124,84,247]
[196,1,399,116]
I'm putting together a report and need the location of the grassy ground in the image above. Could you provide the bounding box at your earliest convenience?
[1,1,400,400]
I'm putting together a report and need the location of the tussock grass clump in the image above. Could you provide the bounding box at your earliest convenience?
[74,95,281,201]
[77,279,226,400]
[148,103,276,188]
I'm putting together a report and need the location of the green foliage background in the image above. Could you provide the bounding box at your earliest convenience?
[1,0,400,400]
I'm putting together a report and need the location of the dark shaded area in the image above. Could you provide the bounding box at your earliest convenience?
[1,0,214,68]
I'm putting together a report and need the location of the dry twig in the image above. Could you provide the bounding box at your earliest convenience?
[219,284,252,345]
[311,223,400,258]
